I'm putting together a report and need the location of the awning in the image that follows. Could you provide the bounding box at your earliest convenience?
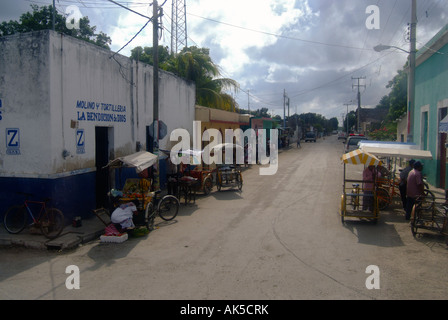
[105,151,158,173]
[359,145,433,160]
[342,149,383,166]
[440,115,448,133]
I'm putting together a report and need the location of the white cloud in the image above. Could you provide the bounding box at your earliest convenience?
[48,0,448,121]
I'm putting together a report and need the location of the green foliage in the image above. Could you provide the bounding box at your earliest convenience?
[385,68,407,122]
[132,45,240,112]
[297,112,338,133]
[369,122,397,141]
[0,4,111,49]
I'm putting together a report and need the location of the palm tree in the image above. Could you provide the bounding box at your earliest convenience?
[167,47,240,111]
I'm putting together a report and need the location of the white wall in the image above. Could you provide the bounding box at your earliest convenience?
[0,30,196,177]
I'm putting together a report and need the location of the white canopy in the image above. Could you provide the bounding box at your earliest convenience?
[358,141,433,160]
[105,151,158,173]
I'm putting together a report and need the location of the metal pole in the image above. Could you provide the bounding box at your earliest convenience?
[52,0,55,30]
[283,89,286,128]
[153,0,160,190]
[407,0,417,142]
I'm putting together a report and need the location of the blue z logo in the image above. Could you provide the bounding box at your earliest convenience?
[7,129,19,147]
[76,130,85,146]
[6,128,20,155]
[76,129,85,154]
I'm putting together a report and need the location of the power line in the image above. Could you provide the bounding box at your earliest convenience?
[187,12,375,52]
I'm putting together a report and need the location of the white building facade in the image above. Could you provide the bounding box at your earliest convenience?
[0,30,195,221]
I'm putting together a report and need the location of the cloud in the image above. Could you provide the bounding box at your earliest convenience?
[3,0,448,125]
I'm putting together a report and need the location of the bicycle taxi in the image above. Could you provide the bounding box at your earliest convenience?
[357,141,434,211]
[340,149,383,224]
[104,151,179,231]
[212,143,244,192]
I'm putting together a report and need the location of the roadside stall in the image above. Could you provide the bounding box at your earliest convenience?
[341,149,383,224]
[104,151,179,232]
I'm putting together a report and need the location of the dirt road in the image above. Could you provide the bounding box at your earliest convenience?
[1,135,447,301]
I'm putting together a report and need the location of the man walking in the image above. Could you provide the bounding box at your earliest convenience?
[405,161,425,220]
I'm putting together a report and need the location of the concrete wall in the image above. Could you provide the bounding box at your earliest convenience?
[413,27,448,187]
[0,30,196,220]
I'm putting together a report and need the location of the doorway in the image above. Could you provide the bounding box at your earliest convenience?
[95,127,113,208]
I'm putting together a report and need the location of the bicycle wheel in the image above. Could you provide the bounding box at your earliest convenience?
[411,206,420,236]
[420,189,435,210]
[40,208,64,239]
[3,205,27,234]
[145,202,155,230]
[377,188,391,211]
[158,195,179,221]
[203,176,213,195]
[237,173,243,191]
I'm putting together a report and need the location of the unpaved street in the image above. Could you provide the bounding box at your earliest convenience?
[1,135,447,301]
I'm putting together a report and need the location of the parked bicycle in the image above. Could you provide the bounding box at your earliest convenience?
[144,190,180,230]
[3,194,65,239]
[411,196,448,245]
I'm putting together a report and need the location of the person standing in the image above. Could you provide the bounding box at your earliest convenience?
[405,161,425,220]
[363,165,380,211]
[399,159,415,210]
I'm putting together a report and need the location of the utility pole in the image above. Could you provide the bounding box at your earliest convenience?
[352,77,366,133]
[52,0,55,30]
[247,89,250,115]
[344,103,351,136]
[283,89,289,128]
[153,0,160,189]
[408,0,417,141]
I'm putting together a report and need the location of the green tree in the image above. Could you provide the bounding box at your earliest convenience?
[0,4,111,49]
[132,46,240,111]
[386,68,407,122]
[130,45,172,69]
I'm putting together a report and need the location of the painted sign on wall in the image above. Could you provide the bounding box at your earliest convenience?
[76,100,127,123]
[6,128,20,155]
[76,129,85,154]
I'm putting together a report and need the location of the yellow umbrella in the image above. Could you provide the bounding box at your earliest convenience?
[342,149,382,166]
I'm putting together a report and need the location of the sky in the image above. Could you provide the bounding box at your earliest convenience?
[1,0,448,125]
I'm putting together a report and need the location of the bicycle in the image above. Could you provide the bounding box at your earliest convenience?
[144,190,180,230]
[411,196,448,245]
[3,194,65,239]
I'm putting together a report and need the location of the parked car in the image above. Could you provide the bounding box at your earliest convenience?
[344,134,368,153]
[305,132,316,143]
[338,131,347,140]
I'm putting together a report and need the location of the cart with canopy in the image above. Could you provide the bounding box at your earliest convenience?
[104,151,179,230]
[358,141,434,210]
[341,149,383,223]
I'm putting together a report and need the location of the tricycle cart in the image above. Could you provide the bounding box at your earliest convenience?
[411,196,448,245]
[216,164,243,191]
[340,149,382,224]
[212,143,244,192]
[357,141,434,211]
[105,151,180,230]
[181,165,214,195]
